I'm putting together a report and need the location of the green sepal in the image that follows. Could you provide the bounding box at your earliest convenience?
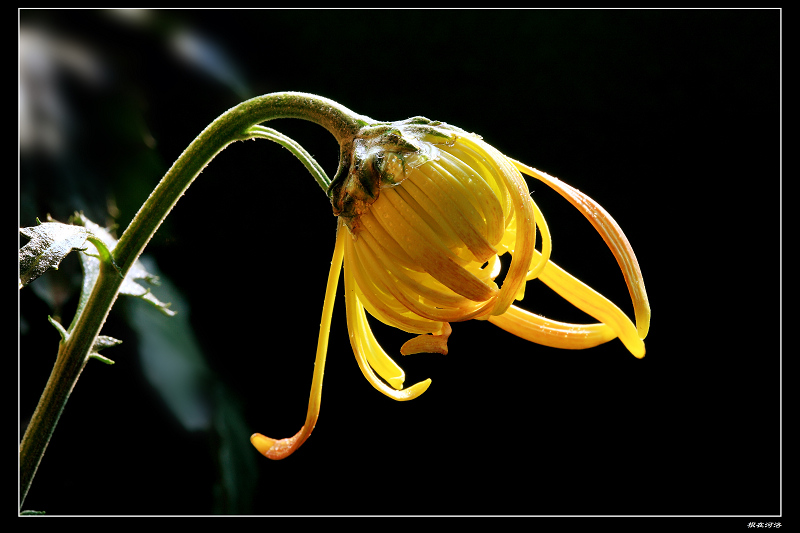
[328,116,463,231]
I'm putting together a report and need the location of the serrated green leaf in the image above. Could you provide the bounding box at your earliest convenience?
[19,222,90,288]
[74,213,176,317]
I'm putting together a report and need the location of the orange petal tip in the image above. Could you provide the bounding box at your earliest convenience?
[250,433,278,456]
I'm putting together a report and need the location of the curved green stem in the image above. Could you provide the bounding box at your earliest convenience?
[19,259,122,510]
[20,92,363,508]
[113,92,368,271]
[246,125,331,191]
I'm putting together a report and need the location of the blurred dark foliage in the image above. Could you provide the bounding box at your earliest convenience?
[19,9,780,516]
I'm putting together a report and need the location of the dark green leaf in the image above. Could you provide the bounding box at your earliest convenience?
[19,222,90,288]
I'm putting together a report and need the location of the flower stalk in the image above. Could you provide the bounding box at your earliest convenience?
[20,92,369,507]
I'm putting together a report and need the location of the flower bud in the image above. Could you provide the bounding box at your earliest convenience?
[253,106,649,461]
[330,117,544,341]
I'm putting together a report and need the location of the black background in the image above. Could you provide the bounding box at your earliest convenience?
[19,9,780,517]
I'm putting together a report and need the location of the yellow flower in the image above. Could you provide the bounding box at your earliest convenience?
[250,118,650,460]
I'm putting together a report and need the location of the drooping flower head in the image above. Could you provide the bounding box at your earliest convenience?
[251,114,650,460]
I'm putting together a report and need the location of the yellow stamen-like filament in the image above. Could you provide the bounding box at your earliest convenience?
[250,218,346,460]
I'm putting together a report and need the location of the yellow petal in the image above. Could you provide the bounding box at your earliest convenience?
[356,233,494,322]
[488,305,616,350]
[434,148,506,245]
[346,228,440,334]
[372,188,496,302]
[458,138,535,315]
[344,241,433,400]
[404,170,497,263]
[536,251,645,358]
[512,159,651,340]
[358,227,470,309]
[525,197,552,282]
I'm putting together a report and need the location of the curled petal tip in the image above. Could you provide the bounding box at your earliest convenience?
[250,433,277,456]
[615,324,646,359]
[404,378,433,399]
[637,306,651,340]
[621,333,646,359]
[400,323,452,355]
[400,335,448,355]
[632,343,646,359]
[251,428,310,460]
